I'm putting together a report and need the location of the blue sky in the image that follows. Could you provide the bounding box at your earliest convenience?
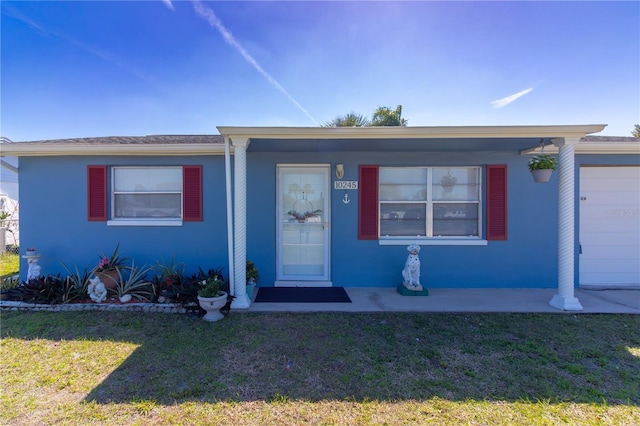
[1,0,638,141]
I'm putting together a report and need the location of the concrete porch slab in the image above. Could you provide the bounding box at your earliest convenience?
[247,288,640,314]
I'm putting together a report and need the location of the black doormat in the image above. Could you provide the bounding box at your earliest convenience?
[254,287,352,303]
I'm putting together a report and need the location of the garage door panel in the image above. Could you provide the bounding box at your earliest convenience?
[581,190,639,206]
[581,244,639,260]
[580,258,640,273]
[579,166,640,288]
[580,217,640,232]
[580,231,640,245]
[581,167,640,179]
[580,272,640,286]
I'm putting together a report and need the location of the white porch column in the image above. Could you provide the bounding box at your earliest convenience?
[231,138,250,309]
[549,137,583,311]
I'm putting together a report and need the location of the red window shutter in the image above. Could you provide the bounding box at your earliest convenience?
[358,165,379,240]
[183,165,202,222]
[87,165,107,221]
[486,165,507,240]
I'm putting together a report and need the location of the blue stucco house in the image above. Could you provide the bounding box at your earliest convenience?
[2,125,638,311]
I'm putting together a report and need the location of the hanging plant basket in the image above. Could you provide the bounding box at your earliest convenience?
[528,153,557,184]
[531,169,554,183]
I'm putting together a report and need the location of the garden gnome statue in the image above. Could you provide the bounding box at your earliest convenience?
[402,243,423,291]
[88,276,108,303]
[26,255,42,281]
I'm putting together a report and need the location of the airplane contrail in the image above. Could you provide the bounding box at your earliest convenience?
[191,0,319,125]
[491,88,533,109]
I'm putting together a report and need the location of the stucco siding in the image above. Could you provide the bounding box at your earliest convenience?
[19,150,638,289]
[19,155,229,279]
[245,150,560,289]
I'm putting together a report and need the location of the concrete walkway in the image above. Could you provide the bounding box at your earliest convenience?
[248,287,640,314]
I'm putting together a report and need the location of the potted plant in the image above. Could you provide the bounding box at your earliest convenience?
[154,256,184,288]
[197,276,227,322]
[92,244,129,290]
[528,154,558,183]
[246,260,259,300]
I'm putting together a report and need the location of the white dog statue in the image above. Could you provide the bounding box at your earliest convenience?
[88,276,108,303]
[402,244,423,291]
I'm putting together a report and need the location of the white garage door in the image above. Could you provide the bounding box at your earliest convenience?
[579,166,640,288]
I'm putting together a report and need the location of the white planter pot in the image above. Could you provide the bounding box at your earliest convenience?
[197,292,228,322]
[531,169,553,183]
[246,278,256,300]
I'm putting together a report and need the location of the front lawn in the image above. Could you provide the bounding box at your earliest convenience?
[0,252,19,278]
[1,311,638,425]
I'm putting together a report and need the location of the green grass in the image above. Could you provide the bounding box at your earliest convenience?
[1,311,638,425]
[0,252,19,277]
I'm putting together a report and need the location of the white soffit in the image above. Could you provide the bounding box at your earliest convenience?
[217,124,607,141]
[524,141,640,155]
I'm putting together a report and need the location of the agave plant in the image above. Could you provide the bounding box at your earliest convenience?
[59,261,92,302]
[114,261,154,302]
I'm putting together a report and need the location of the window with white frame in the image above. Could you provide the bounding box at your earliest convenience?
[112,167,183,219]
[379,167,481,237]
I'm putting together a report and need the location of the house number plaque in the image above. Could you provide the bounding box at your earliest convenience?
[334,181,358,190]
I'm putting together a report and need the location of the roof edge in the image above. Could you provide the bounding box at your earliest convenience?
[217,124,607,140]
[0,143,227,157]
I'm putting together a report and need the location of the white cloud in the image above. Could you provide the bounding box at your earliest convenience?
[191,0,318,125]
[491,88,533,109]
[162,0,175,11]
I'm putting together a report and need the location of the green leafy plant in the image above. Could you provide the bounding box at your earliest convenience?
[2,275,68,304]
[154,256,184,283]
[0,273,20,293]
[59,262,92,301]
[246,260,259,283]
[528,154,558,171]
[0,210,11,227]
[114,261,154,301]
[197,276,223,298]
[94,244,129,273]
[160,266,225,306]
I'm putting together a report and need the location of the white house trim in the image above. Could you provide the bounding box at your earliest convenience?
[231,138,250,309]
[0,159,18,173]
[549,138,583,311]
[224,137,235,298]
[217,124,606,141]
[522,140,640,155]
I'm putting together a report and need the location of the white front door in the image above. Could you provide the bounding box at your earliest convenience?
[579,166,640,288]
[276,165,331,286]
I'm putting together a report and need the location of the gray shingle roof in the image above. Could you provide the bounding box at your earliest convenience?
[581,136,640,142]
[12,135,225,145]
